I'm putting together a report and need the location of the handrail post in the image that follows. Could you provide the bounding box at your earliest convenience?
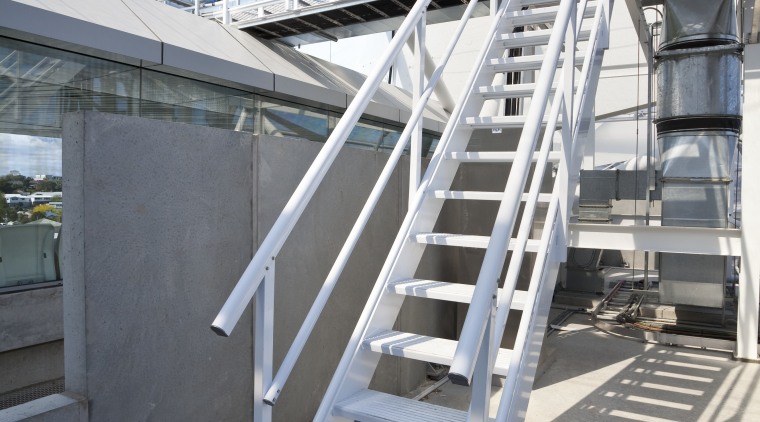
[253,261,275,422]
[410,11,426,207]
[222,0,230,24]
[557,0,577,261]
[468,293,496,422]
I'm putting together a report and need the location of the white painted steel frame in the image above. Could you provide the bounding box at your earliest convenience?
[212,0,433,338]
[499,3,612,417]
[737,43,760,361]
[448,0,578,387]
[315,0,522,418]
[253,263,274,422]
[568,224,742,255]
[254,0,486,409]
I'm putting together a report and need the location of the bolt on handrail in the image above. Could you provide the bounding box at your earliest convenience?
[499,2,610,418]
[211,0,433,337]
[261,0,485,406]
[448,0,579,386]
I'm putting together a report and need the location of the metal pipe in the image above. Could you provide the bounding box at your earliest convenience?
[211,0,433,337]
[262,0,485,406]
[448,0,576,386]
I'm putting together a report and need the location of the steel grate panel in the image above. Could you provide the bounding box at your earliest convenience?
[0,378,65,410]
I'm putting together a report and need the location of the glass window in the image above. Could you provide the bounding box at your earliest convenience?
[140,70,255,132]
[259,96,330,143]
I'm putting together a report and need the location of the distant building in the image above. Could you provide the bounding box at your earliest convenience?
[3,194,32,208]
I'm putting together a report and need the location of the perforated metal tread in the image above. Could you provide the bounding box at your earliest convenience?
[429,190,552,203]
[488,54,586,72]
[387,278,529,310]
[413,233,541,252]
[333,389,467,422]
[362,330,513,376]
[444,151,562,163]
[497,28,592,48]
[461,115,559,128]
[506,2,597,26]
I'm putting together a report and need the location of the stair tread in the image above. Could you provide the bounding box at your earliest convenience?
[362,330,513,376]
[387,278,528,310]
[474,82,560,98]
[334,389,467,422]
[506,2,597,26]
[444,151,561,162]
[488,54,586,72]
[462,115,560,128]
[413,232,541,252]
[429,190,552,203]
[498,28,592,48]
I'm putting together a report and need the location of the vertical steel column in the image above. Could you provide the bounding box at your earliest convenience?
[223,0,230,24]
[195,0,200,15]
[737,43,760,361]
[558,0,577,262]
[411,12,426,206]
[254,262,275,421]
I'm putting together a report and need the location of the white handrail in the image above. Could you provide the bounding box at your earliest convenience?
[499,1,610,418]
[261,0,484,406]
[314,1,517,419]
[211,0,433,337]
[489,0,593,372]
[448,0,577,386]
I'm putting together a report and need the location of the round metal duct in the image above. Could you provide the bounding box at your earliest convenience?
[655,45,742,131]
[660,0,738,51]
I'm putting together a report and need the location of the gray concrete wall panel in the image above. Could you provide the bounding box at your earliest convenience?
[0,340,63,395]
[0,286,63,353]
[62,112,255,421]
[59,114,452,421]
[0,392,87,422]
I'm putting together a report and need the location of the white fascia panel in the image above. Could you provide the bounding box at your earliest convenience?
[273,75,347,109]
[122,0,271,73]
[161,44,273,92]
[0,0,161,64]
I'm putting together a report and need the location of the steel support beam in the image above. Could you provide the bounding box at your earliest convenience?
[568,224,742,256]
[737,43,760,361]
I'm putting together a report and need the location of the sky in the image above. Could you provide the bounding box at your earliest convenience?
[0,133,62,177]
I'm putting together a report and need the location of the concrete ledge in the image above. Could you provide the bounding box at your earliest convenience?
[0,286,63,353]
[0,392,87,422]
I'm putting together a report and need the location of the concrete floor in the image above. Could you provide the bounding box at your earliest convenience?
[421,312,760,421]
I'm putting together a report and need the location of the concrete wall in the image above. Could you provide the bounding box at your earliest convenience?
[62,112,255,421]
[0,286,64,395]
[0,393,87,422]
[60,112,452,421]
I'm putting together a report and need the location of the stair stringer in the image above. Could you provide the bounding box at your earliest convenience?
[313,9,532,421]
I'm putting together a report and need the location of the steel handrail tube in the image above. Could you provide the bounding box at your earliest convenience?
[448,0,576,386]
[314,1,516,418]
[490,82,565,362]
[488,0,593,366]
[261,0,484,405]
[211,0,432,337]
[498,2,609,417]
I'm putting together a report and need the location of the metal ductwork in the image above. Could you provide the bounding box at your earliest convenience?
[655,0,741,308]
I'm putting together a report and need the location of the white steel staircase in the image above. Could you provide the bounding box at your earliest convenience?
[212,0,613,420]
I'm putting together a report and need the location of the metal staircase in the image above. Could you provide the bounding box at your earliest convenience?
[316,1,610,420]
[212,0,612,420]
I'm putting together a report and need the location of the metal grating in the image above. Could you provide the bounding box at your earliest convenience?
[241,0,483,40]
[0,378,65,410]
